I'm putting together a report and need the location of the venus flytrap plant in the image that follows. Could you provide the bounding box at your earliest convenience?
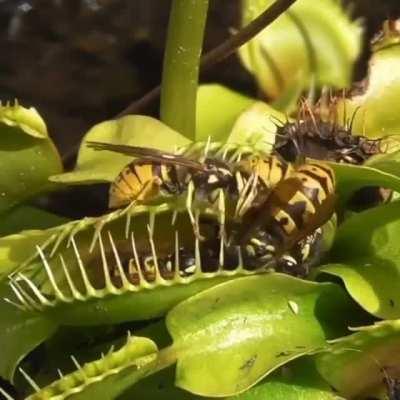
[4,4,400,400]
[8,333,159,400]
[5,274,363,400]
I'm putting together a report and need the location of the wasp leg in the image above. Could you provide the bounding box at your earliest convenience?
[186,180,204,240]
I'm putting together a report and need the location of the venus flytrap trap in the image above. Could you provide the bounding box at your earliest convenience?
[314,320,400,398]
[0,101,62,215]
[239,0,362,110]
[3,333,159,400]
[5,217,266,326]
[332,20,400,139]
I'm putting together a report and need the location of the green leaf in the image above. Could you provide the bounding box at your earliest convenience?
[0,283,57,382]
[122,358,343,400]
[232,358,344,400]
[318,201,400,319]
[333,21,400,138]
[167,274,358,397]
[328,161,400,205]
[315,320,400,398]
[196,85,255,142]
[23,335,158,400]
[0,103,62,214]
[239,0,362,104]
[50,115,191,184]
[119,366,198,400]
[0,206,69,237]
[227,101,286,154]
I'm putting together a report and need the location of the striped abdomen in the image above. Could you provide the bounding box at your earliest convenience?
[242,161,336,250]
[237,155,293,188]
[109,161,185,208]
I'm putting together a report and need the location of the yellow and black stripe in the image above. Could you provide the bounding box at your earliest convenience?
[237,155,293,189]
[241,160,336,260]
[109,161,187,209]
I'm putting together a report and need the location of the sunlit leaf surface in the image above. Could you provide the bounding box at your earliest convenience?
[0,102,62,214]
[318,201,400,319]
[51,115,191,184]
[167,274,358,396]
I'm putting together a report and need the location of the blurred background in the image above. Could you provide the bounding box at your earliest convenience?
[0,0,398,162]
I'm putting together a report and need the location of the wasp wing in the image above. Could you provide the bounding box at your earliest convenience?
[87,141,206,171]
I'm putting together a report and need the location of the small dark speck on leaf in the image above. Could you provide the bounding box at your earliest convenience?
[239,355,257,371]
[157,382,165,390]
[390,299,395,307]
[276,351,292,357]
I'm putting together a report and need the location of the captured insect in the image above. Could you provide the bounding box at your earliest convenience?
[87,142,236,237]
[238,160,336,276]
[234,153,294,217]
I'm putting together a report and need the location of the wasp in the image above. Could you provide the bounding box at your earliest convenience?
[86,141,235,237]
[238,160,336,276]
[234,153,294,217]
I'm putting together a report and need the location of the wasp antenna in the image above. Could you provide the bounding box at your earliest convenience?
[19,367,41,392]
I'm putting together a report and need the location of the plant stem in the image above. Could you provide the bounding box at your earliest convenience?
[117,0,297,119]
[160,0,209,140]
